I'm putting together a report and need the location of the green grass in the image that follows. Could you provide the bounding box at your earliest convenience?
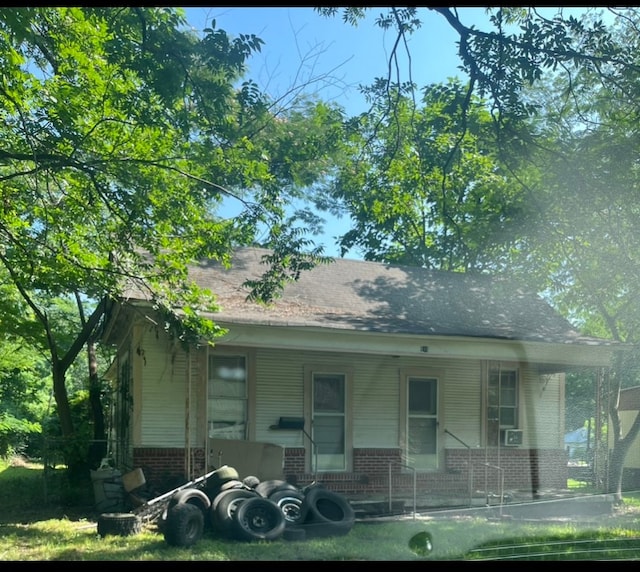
[2,457,640,561]
[0,456,93,515]
[465,530,640,561]
[567,477,603,493]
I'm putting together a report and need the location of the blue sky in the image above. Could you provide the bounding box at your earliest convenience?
[184,7,488,117]
[182,7,484,257]
[181,7,596,257]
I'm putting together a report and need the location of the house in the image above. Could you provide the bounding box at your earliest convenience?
[613,385,640,489]
[101,247,621,502]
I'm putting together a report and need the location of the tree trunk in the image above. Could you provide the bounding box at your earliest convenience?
[605,352,640,502]
[51,359,87,480]
[607,442,625,501]
[52,360,74,439]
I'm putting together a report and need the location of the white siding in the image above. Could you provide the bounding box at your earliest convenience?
[520,369,564,449]
[351,355,403,447]
[134,336,567,454]
[136,324,190,447]
[251,349,487,450]
[253,350,408,447]
[253,348,307,447]
[620,410,640,469]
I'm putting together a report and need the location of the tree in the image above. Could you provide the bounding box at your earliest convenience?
[565,371,597,434]
[317,8,638,128]
[508,63,640,498]
[315,78,531,270]
[0,337,49,457]
[0,7,342,474]
[0,270,110,468]
[319,7,640,499]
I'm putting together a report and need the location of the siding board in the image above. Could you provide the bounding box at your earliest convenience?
[139,326,188,447]
[137,340,566,455]
[521,369,563,449]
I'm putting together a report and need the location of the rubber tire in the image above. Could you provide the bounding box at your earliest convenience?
[301,487,355,538]
[300,482,326,495]
[282,526,307,542]
[231,497,286,542]
[208,465,239,484]
[169,487,211,506]
[219,479,246,492]
[97,512,142,537]
[163,503,204,547]
[268,489,307,525]
[167,487,212,530]
[205,479,247,506]
[157,487,211,531]
[204,465,240,499]
[255,479,298,498]
[242,475,260,489]
[211,488,259,537]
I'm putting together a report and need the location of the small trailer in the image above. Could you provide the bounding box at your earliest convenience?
[96,467,218,537]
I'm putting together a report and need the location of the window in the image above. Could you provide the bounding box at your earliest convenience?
[311,372,347,471]
[487,364,518,447]
[403,374,439,469]
[207,354,247,440]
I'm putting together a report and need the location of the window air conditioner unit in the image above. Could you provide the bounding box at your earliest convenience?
[503,429,523,446]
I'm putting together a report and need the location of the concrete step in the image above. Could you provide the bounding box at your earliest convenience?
[350,499,407,517]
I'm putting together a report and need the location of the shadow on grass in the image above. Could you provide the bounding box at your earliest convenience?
[0,462,96,524]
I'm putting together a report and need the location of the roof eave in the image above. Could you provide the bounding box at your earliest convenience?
[207,321,618,369]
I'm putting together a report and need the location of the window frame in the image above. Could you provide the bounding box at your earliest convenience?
[399,368,444,471]
[206,349,256,441]
[483,361,520,447]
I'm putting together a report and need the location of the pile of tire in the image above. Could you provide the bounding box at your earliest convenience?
[160,465,355,547]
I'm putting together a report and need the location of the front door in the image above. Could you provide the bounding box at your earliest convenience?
[405,375,439,469]
[312,372,346,471]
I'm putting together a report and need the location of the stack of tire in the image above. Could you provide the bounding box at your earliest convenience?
[161,465,355,547]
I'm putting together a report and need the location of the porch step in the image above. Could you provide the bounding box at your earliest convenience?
[348,492,616,521]
[350,499,406,518]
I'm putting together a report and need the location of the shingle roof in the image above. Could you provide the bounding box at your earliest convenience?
[620,386,640,411]
[185,247,613,346]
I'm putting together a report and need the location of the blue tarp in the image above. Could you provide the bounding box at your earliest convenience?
[564,427,589,445]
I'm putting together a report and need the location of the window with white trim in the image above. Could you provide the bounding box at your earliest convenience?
[207,354,247,440]
[311,371,346,471]
[404,375,439,469]
[487,364,518,447]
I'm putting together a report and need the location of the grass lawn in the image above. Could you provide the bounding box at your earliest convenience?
[2,457,640,561]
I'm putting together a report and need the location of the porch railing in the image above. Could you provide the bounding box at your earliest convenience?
[444,428,474,506]
[471,462,505,516]
[388,461,417,520]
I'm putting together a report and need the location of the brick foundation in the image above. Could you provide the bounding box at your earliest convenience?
[132,448,206,492]
[133,446,569,497]
[446,448,568,493]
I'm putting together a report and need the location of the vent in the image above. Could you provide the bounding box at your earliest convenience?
[503,429,523,446]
